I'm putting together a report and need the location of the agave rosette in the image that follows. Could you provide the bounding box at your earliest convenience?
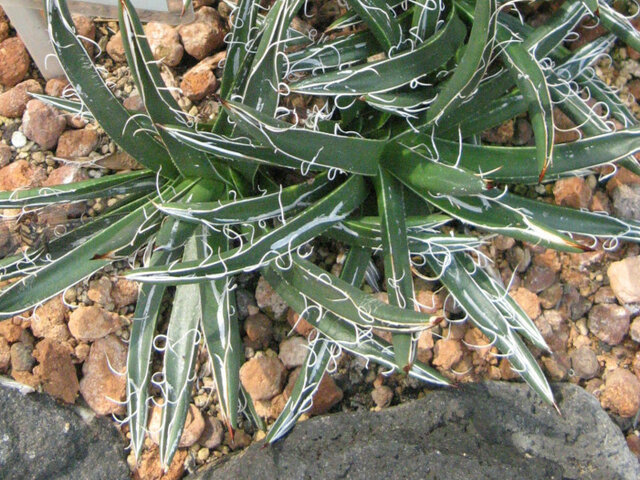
[0,0,639,467]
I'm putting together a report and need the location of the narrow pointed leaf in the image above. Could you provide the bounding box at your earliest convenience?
[430,127,640,184]
[425,253,554,406]
[0,171,155,208]
[383,141,486,196]
[159,234,202,468]
[496,191,640,242]
[455,255,549,352]
[497,24,554,180]
[375,167,416,369]
[237,0,304,115]
[290,10,466,95]
[0,180,196,318]
[44,0,176,177]
[345,0,402,51]
[287,31,378,73]
[219,0,258,98]
[119,0,229,181]
[277,257,437,331]
[266,335,334,442]
[412,0,443,41]
[158,173,334,226]
[127,216,198,459]
[425,0,496,125]
[424,193,587,252]
[223,100,385,175]
[263,263,449,384]
[198,227,243,433]
[126,176,369,282]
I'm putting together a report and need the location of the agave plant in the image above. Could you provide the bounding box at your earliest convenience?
[2,0,640,468]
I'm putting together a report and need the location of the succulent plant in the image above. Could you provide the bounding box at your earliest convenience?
[1,0,640,468]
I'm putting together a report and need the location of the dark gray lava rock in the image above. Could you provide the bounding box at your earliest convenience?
[0,380,129,480]
[192,382,640,480]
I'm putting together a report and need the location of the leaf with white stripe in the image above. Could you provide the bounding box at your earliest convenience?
[497,24,554,181]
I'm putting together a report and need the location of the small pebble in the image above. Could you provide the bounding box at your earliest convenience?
[11,130,26,148]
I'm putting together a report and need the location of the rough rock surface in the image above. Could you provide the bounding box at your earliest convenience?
[0,159,45,191]
[32,338,79,404]
[239,355,286,401]
[553,177,592,209]
[283,369,343,416]
[278,336,308,369]
[0,37,29,87]
[180,68,219,101]
[587,304,630,345]
[192,383,640,480]
[178,7,225,60]
[45,77,69,97]
[600,368,640,418]
[144,22,183,67]
[21,99,67,150]
[0,79,43,118]
[32,295,70,342]
[106,32,125,62]
[68,306,122,341]
[55,128,99,158]
[0,382,129,479]
[608,256,640,304]
[148,403,205,448]
[255,276,288,319]
[79,335,127,415]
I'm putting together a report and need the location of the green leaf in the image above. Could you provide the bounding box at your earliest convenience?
[455,255,549,352]
[127,179,216,460]
[0,171,155,208]
[375,166,416,369]
[588,0,640,53]
[219,0,258,98]
[382,141,486,196]
[197,227,243,433]
[326,11,362,32]
[127,216,198,459]
[161,123,310,171]
[290,9,466,95]
[412,0,443,41]
[44,0,177,177]
[496,191,640,243]
[0,179,194,318]
[345,0,402,51]
[159,234,202,468]
[266,335,334,443]
[425,0,497,125]
[222,99,385,176]
[263,262,449,384]
[521,0,588,56]
[126,176,369,282]
[119,0,230,181]
[424,192,587,252]
[363,88,437,118]
[237,0,304,116]
[277,257,437,332]
[424,252,555,406]
[497,24,554,180]
[429,127,640,184]
[287,30,378,74]
[158,172,334,226]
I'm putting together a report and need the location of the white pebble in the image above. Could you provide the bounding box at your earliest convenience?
[11,131,27,148]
